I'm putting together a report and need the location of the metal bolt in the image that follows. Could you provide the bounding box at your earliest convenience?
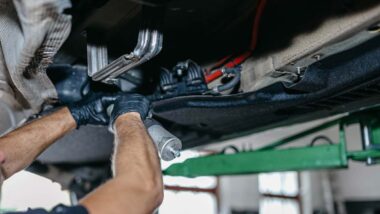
[296,66,305,74]
[169,147,181,158]
[312,54,322,61]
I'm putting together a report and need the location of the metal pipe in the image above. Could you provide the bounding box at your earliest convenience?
[87,43,108,77]
[360,122,375,165]
[105,30,162,81]
[91,29,163,84]
[92,29,151,82]
[133,30,146,57]
[129,30,163,68]
[133,29,151,57]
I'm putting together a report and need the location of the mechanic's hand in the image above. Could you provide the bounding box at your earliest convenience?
[109,93,150,128]
[68,93,118,128]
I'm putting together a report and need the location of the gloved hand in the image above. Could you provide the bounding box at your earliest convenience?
[109,93,150,128]
[68,93,119,128]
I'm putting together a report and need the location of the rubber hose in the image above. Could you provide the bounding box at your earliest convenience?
[216,70,241,92]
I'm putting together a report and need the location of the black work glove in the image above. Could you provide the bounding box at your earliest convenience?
[68,93,119,128]
[109,93,150,129]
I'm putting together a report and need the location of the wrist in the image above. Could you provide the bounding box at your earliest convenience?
[62,107,78,130]
[115,112,142,127]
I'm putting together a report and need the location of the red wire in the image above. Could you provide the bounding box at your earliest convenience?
[206,55,232,74]
[205,0,267,84]
[205,70,224,83]
[249,0,267,50]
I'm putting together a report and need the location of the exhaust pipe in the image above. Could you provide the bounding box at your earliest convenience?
[88,28,163,84]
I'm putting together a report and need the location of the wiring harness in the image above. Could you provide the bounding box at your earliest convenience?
[204,0,267,84]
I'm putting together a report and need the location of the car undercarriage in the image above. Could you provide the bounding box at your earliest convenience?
[1,0,380,197]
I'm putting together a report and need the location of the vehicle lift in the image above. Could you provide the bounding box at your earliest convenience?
[163,107,380,177]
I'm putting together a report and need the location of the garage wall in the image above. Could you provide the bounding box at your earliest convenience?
[331,162,380,200]
[218,175,260,214]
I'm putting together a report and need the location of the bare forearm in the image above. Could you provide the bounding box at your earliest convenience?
[0,107,76,178]
[80,113,163,214]
[113,114,162,178]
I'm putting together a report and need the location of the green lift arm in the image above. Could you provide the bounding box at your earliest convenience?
[163,108,380,177]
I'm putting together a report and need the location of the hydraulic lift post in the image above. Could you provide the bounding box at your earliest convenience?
[163,108,380,177]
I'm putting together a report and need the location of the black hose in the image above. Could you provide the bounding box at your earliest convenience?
[220,145,240,154]
[216,70,241,93]
[310,135,334,147]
